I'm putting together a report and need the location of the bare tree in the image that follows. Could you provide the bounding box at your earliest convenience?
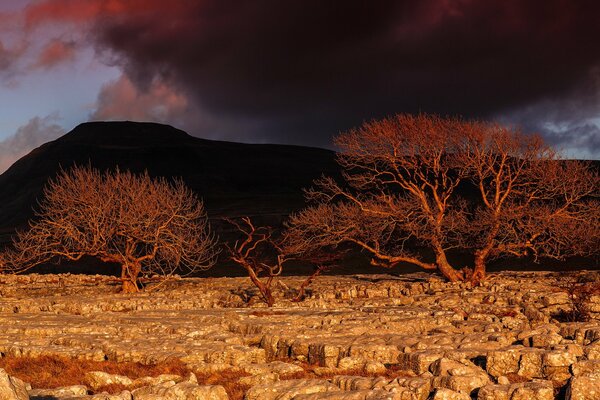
[3,166,218,292]
[225,217,288,306]
[291,113,599,284]
[226,217,346,305]
[460,127,600,283]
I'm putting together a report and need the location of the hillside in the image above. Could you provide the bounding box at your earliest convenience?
[0,121,339,240]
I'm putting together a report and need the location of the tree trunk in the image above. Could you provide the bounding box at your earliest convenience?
[121,264,139,293]
[470,252,487,285]
[244,265,275,307]
[435,250,462,282]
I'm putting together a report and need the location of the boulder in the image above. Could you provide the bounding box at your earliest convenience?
[566,374,600,400]
[382,377,431,400]
[477,381,553,400]
[510,381,554,400]
[486,348,522,377]
[0,369,28,400]
[84,372,133,391]
[431,388,471,400]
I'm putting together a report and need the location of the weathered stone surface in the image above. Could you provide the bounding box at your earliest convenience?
[28,384,88,398]
[292,390,393,400]
[86,391,132,400]
[542,350,578,368]
[132,382,227,400]
[382,377,431,400]
[477,384,511,400]
[571,359,600,377]
[84,372,133,390]
[244,379,339,400]
[2,272,600,400]
[0,369,28,400]
[510,381,554,400]
[566,374,600,400]
[431,388,471,400]
[516,349,543,378]
[486,347,522,377]
[362,362,386,375]
[242,362,304,377]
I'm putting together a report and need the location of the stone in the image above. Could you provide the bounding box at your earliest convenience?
[497,376,510,385]
[516,349,543,379]
[133,382,228,400]
[429,358,483,376]
[242,362,304,377]
[572,360,600,377]
[510,381,554,400]
[292,390,393,400]
[383,377,431,400]
[532,333,563,348]
[477,384,510,400]
[132,375,183,387]
[244,379,339,400]
[3,272,600,400]
[566,375,600,400]
[363,361,386,375]
[28,385,88,398]
[400,351,444,375]
[84,371,133,390]
[486,348,522,377]
[542,349,578,367]
[431,388,471,400]
[338,357,366,371]
[434,374,490,396]
[0,369,28,400]
[238,373,279,387]
[88,391,132,400]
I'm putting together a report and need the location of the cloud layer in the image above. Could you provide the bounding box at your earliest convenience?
[0,114,65,172]
[6,0,600,156]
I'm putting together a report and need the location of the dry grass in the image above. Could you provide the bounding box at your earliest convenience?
[195,370,252,400]
[0,356,188,391]
[0,355,410,400]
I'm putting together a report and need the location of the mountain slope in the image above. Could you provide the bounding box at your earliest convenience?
[0,121,339,239]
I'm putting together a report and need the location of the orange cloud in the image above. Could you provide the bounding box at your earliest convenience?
[33,39,75,69]
[91,74,188,123]
[24,0,186,29]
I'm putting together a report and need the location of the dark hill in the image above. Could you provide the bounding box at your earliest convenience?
[0,121,339,240]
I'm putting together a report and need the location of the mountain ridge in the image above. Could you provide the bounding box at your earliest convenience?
[0,121,339,240]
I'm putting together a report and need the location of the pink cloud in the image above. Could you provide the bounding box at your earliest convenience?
[32,38,75,69]
[91,74,188,124]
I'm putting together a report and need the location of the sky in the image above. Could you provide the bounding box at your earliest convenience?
[0,0,599,172]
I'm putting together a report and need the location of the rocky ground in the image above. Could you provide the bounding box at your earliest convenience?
[1,271,600,400]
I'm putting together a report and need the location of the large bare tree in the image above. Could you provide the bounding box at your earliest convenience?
[290,114,599,284]
[3,166,218,292]
[460,127,599,283]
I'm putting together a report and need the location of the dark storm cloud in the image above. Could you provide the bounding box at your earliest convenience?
[29,0,600,153]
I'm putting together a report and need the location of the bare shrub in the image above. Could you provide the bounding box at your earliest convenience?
[3,166,218,292]
[225,217,287,306]
[225,217,346,306]
[554,273,600,322]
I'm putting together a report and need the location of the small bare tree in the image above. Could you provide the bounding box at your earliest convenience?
[291,113,599,284]
[226,217,346,305]
[3,166,218,292]
[225,217,288,306]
